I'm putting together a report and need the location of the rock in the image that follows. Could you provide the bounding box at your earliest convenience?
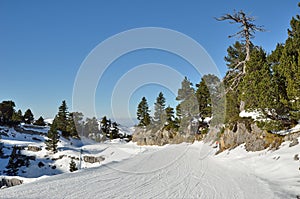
[38,161,45,168]
[83,156,105,164]
[289,138,299,147]
[294,154,299,161]
[27,145,41,152]
[32,137,42,141]
[0,178,23,188]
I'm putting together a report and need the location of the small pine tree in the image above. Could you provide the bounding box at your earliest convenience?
[56,100,69,137]
[137,97,151,127]
[67,112,79,138]
[110,121,119,139]
[153,92,166,125]
[84,117,100,139]
[5,145,19,176]
[11,109,23,125]
[164,106,178,131]
[34,116,46,126]
[24,109,34,124]
[100,116,110,135]
[0,135,3,157]
[45,118,59,153]
[69,158,78,172]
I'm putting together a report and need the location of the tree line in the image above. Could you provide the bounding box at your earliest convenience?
[136,3,300,134]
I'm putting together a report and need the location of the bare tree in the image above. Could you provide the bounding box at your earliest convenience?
[216,10,265,74]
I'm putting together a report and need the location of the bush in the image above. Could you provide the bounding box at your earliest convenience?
[69,159,78,172]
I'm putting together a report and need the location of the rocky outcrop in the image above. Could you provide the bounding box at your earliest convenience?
[83,156,105,164]
[27,145,41,152]
[132,127,195,146]
[207,122,287,152]
[0,178,23,189]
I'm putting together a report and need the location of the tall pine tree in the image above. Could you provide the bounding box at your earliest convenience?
[196,77,212,120]
[45,117,59,153]
[153,92,166,126]
[56,100,69,137]
[137,97,151,127]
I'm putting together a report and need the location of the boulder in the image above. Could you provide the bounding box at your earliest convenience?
[83,156,105,163]
[27,145,41,152]
[0,178,23,189]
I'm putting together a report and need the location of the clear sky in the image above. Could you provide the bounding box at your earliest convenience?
[0,0,298,122]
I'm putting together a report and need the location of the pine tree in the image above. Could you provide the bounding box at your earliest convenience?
[34,116,46,126]
[12,109,23,125]
[196,77,212,120]
[153,92,166,125]
[175,104,182,121]
[45,118,59,153]
[67,112,79,138]
[69,158,78,172]
[216,10,265,73]
[176,77,198,132]
[72,112,84,137]
[0,100,16,125]
[100,116,110,135]
[0,134,3,157]
[239,47,277,114]
[24,109,34,124]
[137,97,151,127]
[176,77,194,101]
[56,100,69,137]
[110,122,119,139]
[277,5,300,121]
[164,106,178,131]
[5,145,19,176]
[84,117,100,139]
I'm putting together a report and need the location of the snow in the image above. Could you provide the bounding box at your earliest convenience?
[239,110,262,121]
[274,123,300,135]
[1,125,300,198]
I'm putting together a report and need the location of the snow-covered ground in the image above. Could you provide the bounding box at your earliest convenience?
[0,130,299,199]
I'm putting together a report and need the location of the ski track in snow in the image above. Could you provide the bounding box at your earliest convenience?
[0,143,281,199]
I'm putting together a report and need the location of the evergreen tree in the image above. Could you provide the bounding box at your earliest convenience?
[24,109,34,124]
[5,145,19,176]
[0,100,16,125]
[100,116,110,135]
[153,92,166,125]
[176,77,198,133]
[34,116,46,126]
[84,117,100,138]
[110,122,119,139]
[175,104,182,121]
[72,112,84,136]
[12,109,23,125]
[239,47,277,115]
[0,134,3,157]
[69,158,78,172]
[164,106,178,131]
[137,97,151,126]
[56,100,69,137]
[196,77,212,120]
[268,43,289,117]
[176,77,194,101]
[67,112,79,138]
[277,5,300,121]
[45,117,59,153]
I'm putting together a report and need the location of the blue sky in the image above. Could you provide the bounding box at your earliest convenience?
[0,0,298,121]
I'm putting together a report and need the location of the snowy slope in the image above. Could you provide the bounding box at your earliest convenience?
[1,141,299,198]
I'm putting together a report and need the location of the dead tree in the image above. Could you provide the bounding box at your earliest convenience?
[216,10,265,74]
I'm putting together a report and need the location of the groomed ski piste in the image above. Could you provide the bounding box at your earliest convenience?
[0,124,299,198]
